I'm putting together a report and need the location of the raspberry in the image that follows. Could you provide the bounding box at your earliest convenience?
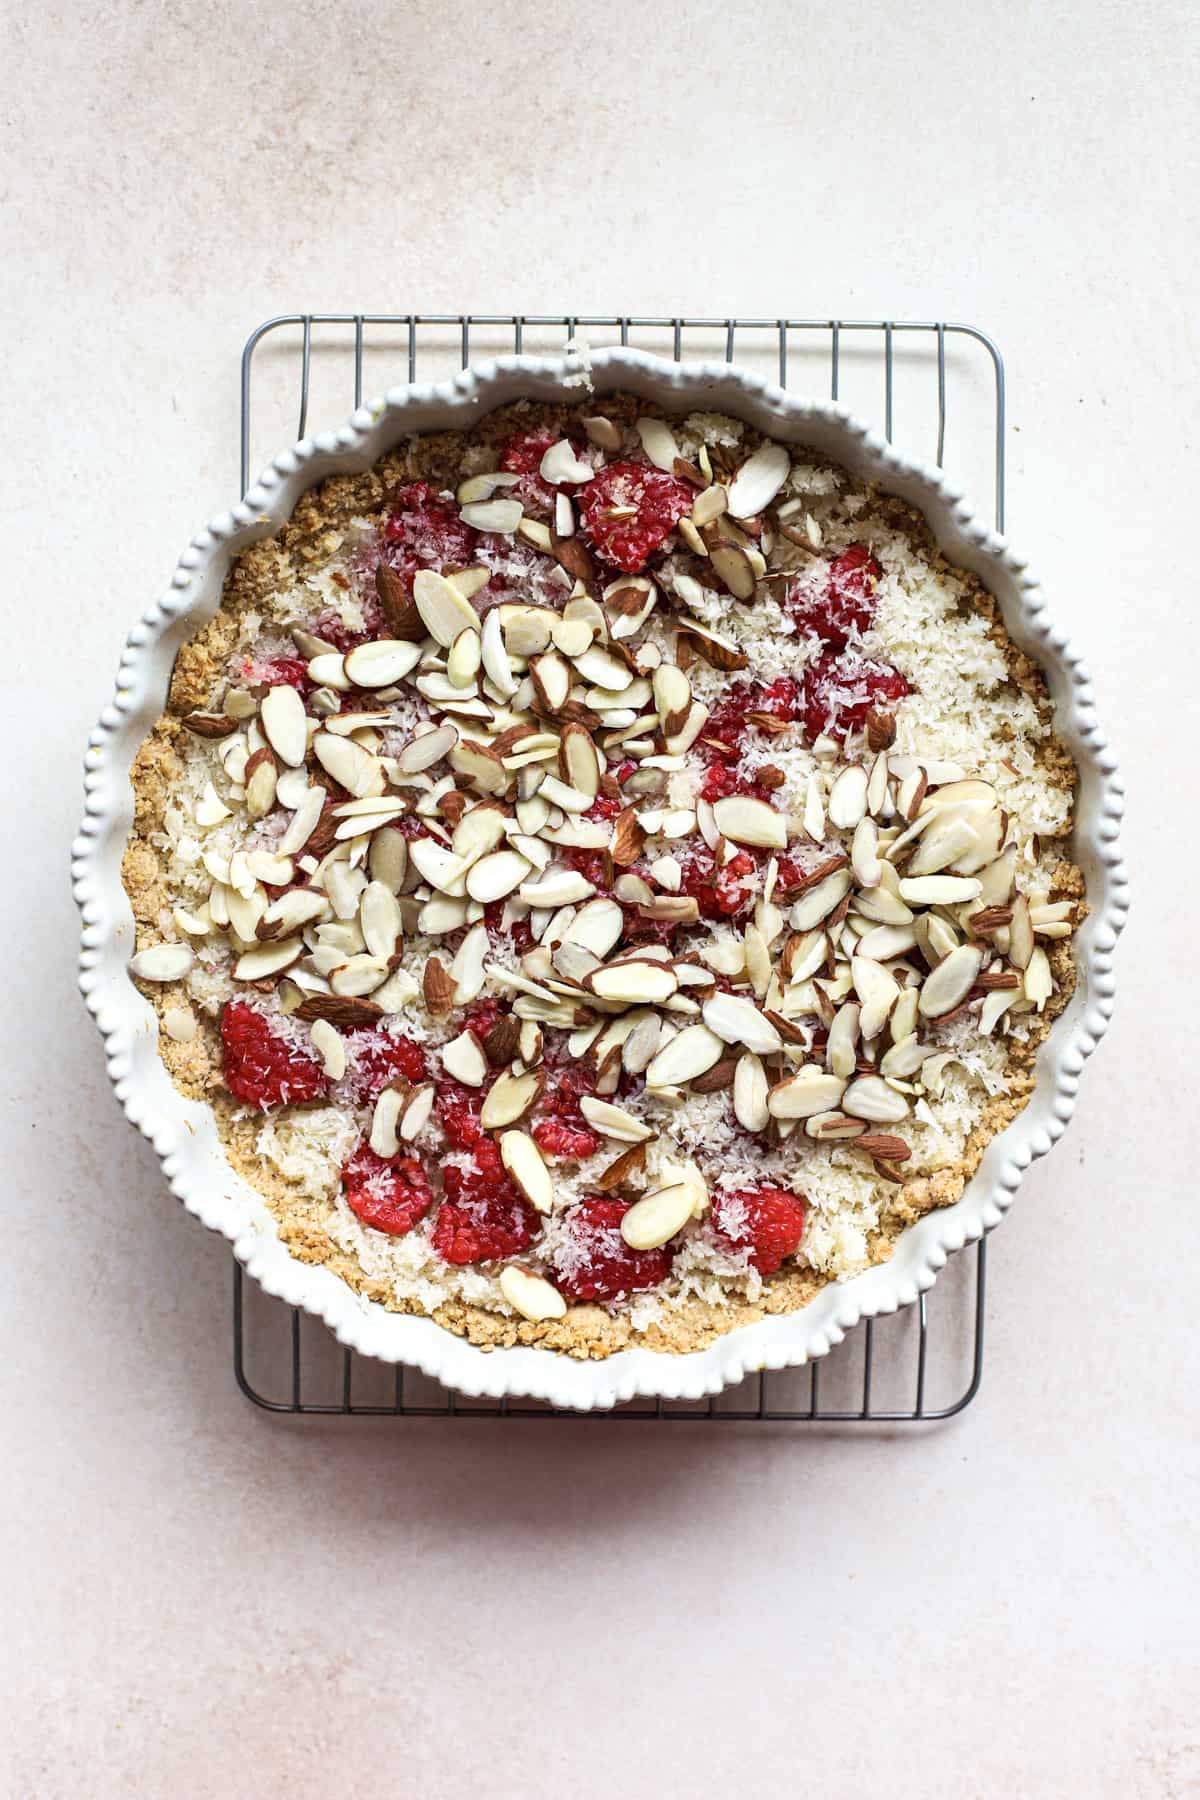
[577,461,693,572]
[499,430,559,516]
[533,1119,601,1161]
[433,1141,540,1264]
[706,677,802,757]
[240,654,312,695]
[789,545,882,647]
[383,481,478,590]
[437,1080,487,1150]
[678,846,757,919]
[801,648,909,743]
[340,1029,426,1106]
[552,1197,675,1302]
[462,998,504,1045]
[563,847,613,894]
[710,1183,807,1276]
[342,1145,433,1237]
[531,1066,602,1161]
[219,1000,329,1110]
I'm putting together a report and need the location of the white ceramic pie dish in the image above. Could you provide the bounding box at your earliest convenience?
[73,348,1128,1410]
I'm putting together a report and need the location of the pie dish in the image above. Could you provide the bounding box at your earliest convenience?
[74,349,1127,1408]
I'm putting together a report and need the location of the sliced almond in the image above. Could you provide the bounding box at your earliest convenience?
[411,567,482,647]
[898,875,983,905]
[465,850,533,903]
[129,943,194,983]
[828,763,869,830]
[482,1070,544,1131]
[918,944,984,1018]
[359,882,402,959]
[445,630,483,690]
[791,866,853,931]
[702,991,784,1055]
[330,953,390,997]
[449,737,510,797]
[588,961,678,1005]
[343,639,423,689]
[294,993,383,1028]
[827,1002,862,1078]
[259,684,308,768]
[1024,946,1053,1010]
[635,417,680,471]
[441,1030,488,1087]
[519,870,596,908]
[652,663,692,736]
[1008,893,1035,970]
[620,1183,693,1250]
[851,956,900,1040]
[368,1084,405,1159]
[675,620,749,672]
[530,651,571,712]
[644,1023,725,1088]
[579,1097,653,1143]
[573,645,633,691]
[423,955,456,1016]
[726,441,790,518]
[707,540,757,601]
[583,416,623,451]
[563,897,624,958]
[712,794,787,850]
[842,1075,910,1124]
[733,1053,770,1132]
[459,498,524,534]
[499,1264,567,1322]
[234,938,303,982]
[313,732,383,799]
[396,723,457,775]
[540,439,594,485]
[767,1066,848,1120]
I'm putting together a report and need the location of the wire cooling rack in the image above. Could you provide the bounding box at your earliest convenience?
[233,312,1005,1422]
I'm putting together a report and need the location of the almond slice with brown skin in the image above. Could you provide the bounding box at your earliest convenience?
[530,651,571,712]
[644,1024,725,1088]
[702,991,784,1055]
[258,683,308,770]
[449,738,509,797]
[712,794,787,850]
[767,1067,848,1120]
[481,1069,545,1130]
[441,1030,489,1087]
[295,993,383,1028]
[707,540,757,601]
[558,723,600,799]
[499,1130,553,1212]
[676,622,748,672]
[412,568,482,646]
[1008,894,1035,970]
[620,1183,693,1250]
[918,944,984,1018]
[790,866,853,931]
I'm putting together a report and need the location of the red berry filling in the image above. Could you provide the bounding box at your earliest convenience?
[499,430,560,517]
[711,1183,807,1276]
[552,1196,676,1303]
[437,1080,489,1150]
[789,545,882,648]
[705,676,802,758]
[801,648,909,743]
[382,480,478,589]
[219,1000,329,1110]
[433,1141,540,1264]
[239,654,312,695]
[531,1068,602,1163]
[577,461,693,572]
[678,846,757,919]
[342,1145,434,1238]
[339,1029,426,1107]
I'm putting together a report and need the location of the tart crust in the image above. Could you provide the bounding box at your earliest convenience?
[123,395,1082,1358]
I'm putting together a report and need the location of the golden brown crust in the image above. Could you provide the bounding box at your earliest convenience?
[122,396,1082,1359]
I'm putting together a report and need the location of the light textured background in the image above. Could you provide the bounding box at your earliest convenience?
[3,0,1195,1795]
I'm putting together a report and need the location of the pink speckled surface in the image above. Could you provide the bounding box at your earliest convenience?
[4,0,1197,1794]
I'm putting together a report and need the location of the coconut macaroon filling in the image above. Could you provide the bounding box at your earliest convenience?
[122,398,1080,1358]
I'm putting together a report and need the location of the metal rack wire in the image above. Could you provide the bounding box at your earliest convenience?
[234,312,1005,1423]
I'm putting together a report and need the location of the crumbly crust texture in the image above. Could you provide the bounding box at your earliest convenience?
[123,395,1081,1358]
